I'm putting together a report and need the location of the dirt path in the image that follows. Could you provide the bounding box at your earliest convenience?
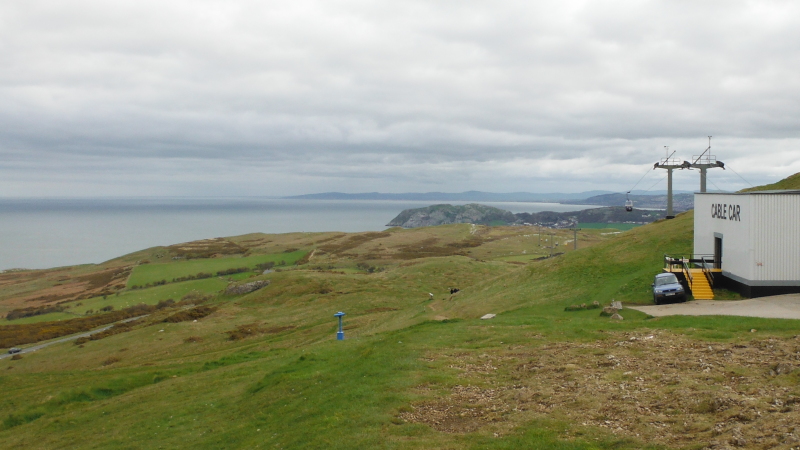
[628,294,800,319]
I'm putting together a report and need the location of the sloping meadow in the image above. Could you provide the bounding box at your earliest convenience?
[2,213,800,449]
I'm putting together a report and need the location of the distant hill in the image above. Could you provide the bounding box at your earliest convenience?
[387,204,666,228]
[740,172,800,192]
[285,191,613,202]
[562,193,694,211]
[516,206,664,228]
[386,203,517,228]
[285,190,699,210]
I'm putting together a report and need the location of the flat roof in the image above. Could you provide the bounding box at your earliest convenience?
[695,190,800,196]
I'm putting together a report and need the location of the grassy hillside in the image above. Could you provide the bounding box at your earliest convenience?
[126,250,307,288]
[1,214,799,449]
[740,171,800,192]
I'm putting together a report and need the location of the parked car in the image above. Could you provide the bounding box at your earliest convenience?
[652,273,686,304]
[8,348,21,354]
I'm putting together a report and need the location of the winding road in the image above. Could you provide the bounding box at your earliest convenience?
[1,315,148,359]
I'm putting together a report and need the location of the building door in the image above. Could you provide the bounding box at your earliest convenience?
[714,236,723,269]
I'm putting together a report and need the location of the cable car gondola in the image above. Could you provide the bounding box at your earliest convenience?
[625,192,633,212]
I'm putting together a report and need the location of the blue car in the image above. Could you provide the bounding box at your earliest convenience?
[652,273,686,304]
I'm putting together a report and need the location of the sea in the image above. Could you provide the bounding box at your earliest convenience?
[0,197,594,271]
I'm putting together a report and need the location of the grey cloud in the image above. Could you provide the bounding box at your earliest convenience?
[1,0,799,196]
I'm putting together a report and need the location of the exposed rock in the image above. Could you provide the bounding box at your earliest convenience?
[610,313,624,321]
[225,280,270,295]
[771,363,794,376]
[480,314,496,320]
[729,436,747,447]
[600,306,617,317]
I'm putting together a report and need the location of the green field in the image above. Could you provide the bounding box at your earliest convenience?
[2,207,799,449]
[1,278,229,325]
[578,222,641,230]
[126,250,307,287]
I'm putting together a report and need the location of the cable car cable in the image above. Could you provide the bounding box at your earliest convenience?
[724,164,755,189]
[627,166,655,194]
[708,178,726,193]
[642,174,668,193]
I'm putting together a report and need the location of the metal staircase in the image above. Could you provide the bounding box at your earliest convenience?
[664,255,719,300]
[684,268,714,299]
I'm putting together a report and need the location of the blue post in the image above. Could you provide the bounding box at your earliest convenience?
[334,311,346,340]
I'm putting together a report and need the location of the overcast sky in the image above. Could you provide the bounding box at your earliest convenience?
[2,0,799,197]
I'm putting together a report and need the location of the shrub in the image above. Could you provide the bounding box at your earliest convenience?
[162,305,218,323]
[10,354,22,361]
[356,262,379,273]
[226,323,266,341]
[226,324,295,341]
[102,356,120,366]
[224,280,270,295]
[294,252,312,266]
[179,291,214,305]
[216,267,249,276]
[100,305,114,312]
[156,299,175,309]
[3,411,44,429]
[0,304,158,348]
[6,305,66,320]
[255,262,275,271]
[88,319,142,342]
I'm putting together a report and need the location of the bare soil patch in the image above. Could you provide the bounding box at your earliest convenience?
[1,266,133,315]
[226,323,296,340]
[168,238,247,259]
[403,331,800,449]
[318,232,392,255]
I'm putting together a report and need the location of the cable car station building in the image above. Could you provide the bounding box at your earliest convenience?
[694,190,800,298]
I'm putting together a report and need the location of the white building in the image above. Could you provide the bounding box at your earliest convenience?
[694,190,800,297]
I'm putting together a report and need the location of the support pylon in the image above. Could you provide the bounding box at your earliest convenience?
[653,147,690,219]
[688,136,724,193]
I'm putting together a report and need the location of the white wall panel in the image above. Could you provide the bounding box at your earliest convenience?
[751,194,800,281]
[695,192,800,283]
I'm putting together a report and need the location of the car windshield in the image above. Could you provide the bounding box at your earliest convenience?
[655,274,679,286]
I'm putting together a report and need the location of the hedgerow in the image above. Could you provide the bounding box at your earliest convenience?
[0,304,157,348]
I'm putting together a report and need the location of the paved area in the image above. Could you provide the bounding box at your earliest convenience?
[627,294,800,319]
